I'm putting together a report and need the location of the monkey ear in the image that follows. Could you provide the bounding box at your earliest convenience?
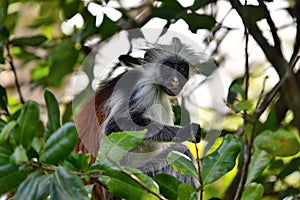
[171,37,182,46]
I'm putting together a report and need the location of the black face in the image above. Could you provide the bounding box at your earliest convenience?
[159,58,189,96]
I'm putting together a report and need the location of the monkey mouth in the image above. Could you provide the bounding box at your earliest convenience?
[162,86,181,96]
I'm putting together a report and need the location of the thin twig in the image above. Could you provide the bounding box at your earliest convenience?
[257,0,281,51]
[106,157,168,200]
[5,45,25,104]
[234,0,250,199]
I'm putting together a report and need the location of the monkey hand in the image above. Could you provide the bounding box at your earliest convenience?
[175,123,201,143]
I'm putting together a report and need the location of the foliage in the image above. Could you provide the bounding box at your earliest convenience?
[0,0,300,200]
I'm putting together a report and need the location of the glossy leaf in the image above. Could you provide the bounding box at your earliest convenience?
[177,183,196,200]
[15,100,40,149]
[246,149,273,184]
[254,129,300,157]
[35,174,51,200]
[241,183,264,200]
[14,172,40,200]
[153,173,183,199]
[64,151,91,171]
[9,145,28,165]
[44,89,60,140]
[41,122,78,165]
[99,166,159,200]
[12,35,47,46]
[0,164,32,195]
[202,134,241,184]
[50,166,89,200]
[166,151,198,178]
[97,130,146,163]
[0,121,16,143]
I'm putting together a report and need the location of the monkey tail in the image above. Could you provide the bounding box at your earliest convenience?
[74,76,122,200]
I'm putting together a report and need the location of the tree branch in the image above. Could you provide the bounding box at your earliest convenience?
[5,45,25,104]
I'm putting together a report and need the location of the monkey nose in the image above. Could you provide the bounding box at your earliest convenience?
[172,78,179,87]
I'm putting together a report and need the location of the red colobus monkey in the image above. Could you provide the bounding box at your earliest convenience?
[75,37,202,199]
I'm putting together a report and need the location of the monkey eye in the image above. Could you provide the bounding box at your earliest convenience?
[179,67,187,74]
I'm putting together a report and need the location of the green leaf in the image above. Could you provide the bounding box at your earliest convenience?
[50,166,89,200]
[99,167,159,200]
[0,164,32,195]
[153,173,183,200]
[234,101,253,112]
[47,40,79,87]
[202,134,241,184]
[36,174,51,200]
[177,183,196,200]
[0,121,16,143]
[9,145,28,165]
[166,151,198,178]
[241,182,264,200]
[97,130,146,163]
[182,13,216,32]
[11,35,47,46]
[246,149,273,184]
[44,89,60,140]
[41,122,78,165]
[0,0,8,24]
[254,129,300,157]
[0,144,10,165]
[15,100,40,149]
[14,172,41,200]
[64,151,91,171]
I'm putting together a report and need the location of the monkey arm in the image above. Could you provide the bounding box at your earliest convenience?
[104,113,201,143]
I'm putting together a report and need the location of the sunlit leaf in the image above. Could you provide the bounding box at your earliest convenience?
[51,167,89,200]
[9,145,28,165]
[97,130,146,163]
[246,149,273,183]
[0,121,16,143]
[202,134,241,184]
[99,166,159,200]
[166,151,198,178]
[177,183,195,200]
[254,129,300,157]
[241,182,264,200]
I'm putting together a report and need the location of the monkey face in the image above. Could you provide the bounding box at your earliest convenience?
[159,58,189,96]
